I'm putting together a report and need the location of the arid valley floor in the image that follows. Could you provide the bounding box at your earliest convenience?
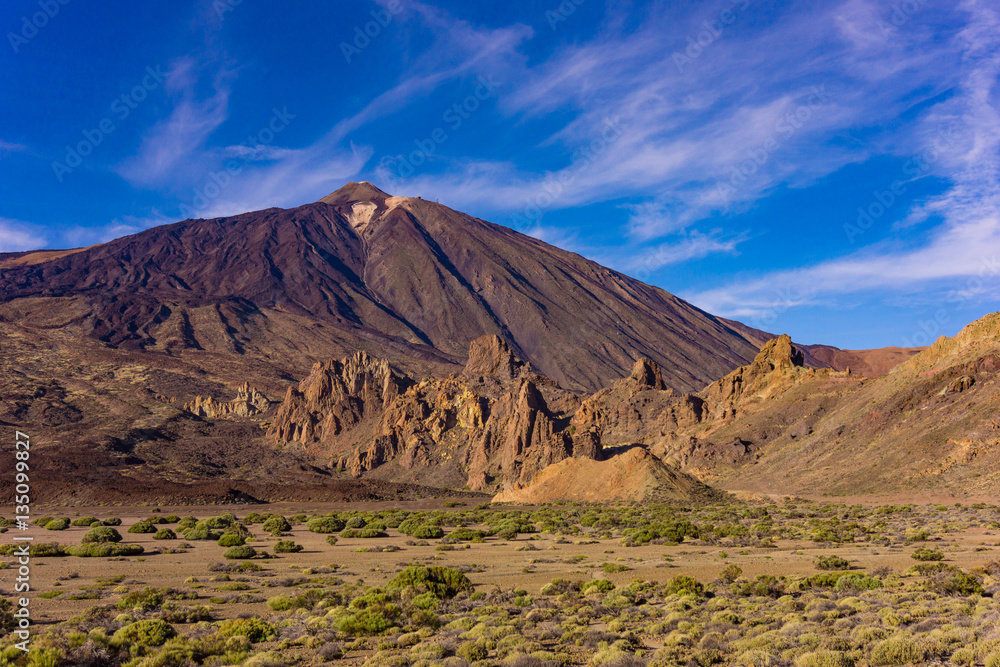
[3,497,999,667]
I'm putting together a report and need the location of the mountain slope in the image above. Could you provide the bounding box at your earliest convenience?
[0,182,760,394]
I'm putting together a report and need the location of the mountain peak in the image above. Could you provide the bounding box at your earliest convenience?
[319,181,391,205]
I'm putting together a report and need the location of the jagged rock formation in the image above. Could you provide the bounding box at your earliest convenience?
[184,382,271,418]
[268,335,600,491]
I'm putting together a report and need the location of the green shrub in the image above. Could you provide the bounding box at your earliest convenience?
[345,516,367,529]
[273,540,303,553]
[45,518,69,531]
[388,565,473,599]
[217,533,245,547]
[127,521,157,534]
[112,619,176,647]
[223,545,257,560]
[583,579,616,595]
[307,516,346,533]
[911,547,944,561]
[217,617,277,643]
[870,634,927,665]
[449,528,487,542]
[663,575,705,598]
[153,529,177,540]
[116,587,164,611]
[326,535,338,546]
[459,642,489,662]
[720,563,743,583]
[795,650,855,667]
[731,575,785,598]
[816,555,850,570]
[71,516,99,527]
[928,569,984,596]
[67,543,143,557]
[834,574,883,592]
[262,516,291,535]
[338,608,398,636]
[81,527,123,544]
[102,517,123,526]
[182,522,222,541]
[412,525,445,540]
[601,562,630,574]
[162,515,181,524]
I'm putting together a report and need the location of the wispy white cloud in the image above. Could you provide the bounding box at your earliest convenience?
[0,217,47,252]
[685,0,1000,320]
[60,211,177,248]
[0,140,28,157]
[115,57,232,188]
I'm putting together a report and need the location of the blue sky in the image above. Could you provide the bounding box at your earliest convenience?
[1,0,998,349]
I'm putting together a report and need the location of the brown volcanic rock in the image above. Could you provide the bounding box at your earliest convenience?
[463,334,527,381]
[493,447,723,504]
[699,334,809,422]
[268,340,595,491]
[267,351,403,450]
[184,382,271,418]
[0,181,761,394]
[801,344,926,377]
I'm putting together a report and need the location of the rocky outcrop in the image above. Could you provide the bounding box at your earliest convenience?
[268,341,599,491]
[267,351,402,447]
[184,382,271,418]
[493,447,723,504]
[698,334,809,422]
[463,335,527,381]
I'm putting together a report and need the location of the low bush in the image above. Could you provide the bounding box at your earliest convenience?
[67,543,143,557]
[664,575,706,598]
[102,517,123,526]
[262,516,291,535]
[816,555,850,570]
[412,525,445,540]
[112,619,176,647]
[388,565,473,599]
[81,527,123,544]
[116,587,164,611]
[217,533,245,547]
[153,528,177,540]
[127,521,157,534]
[273,540,303,553]
[71,516,99,527]
[307,516,346,533]
[45,518,70,531]
[217,617,277,643]
[223,546,257,560]
[911,547,944,561]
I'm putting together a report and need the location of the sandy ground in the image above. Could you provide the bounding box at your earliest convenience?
[9,501,998,629]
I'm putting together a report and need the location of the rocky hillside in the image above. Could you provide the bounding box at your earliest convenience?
[0,181,763,394]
